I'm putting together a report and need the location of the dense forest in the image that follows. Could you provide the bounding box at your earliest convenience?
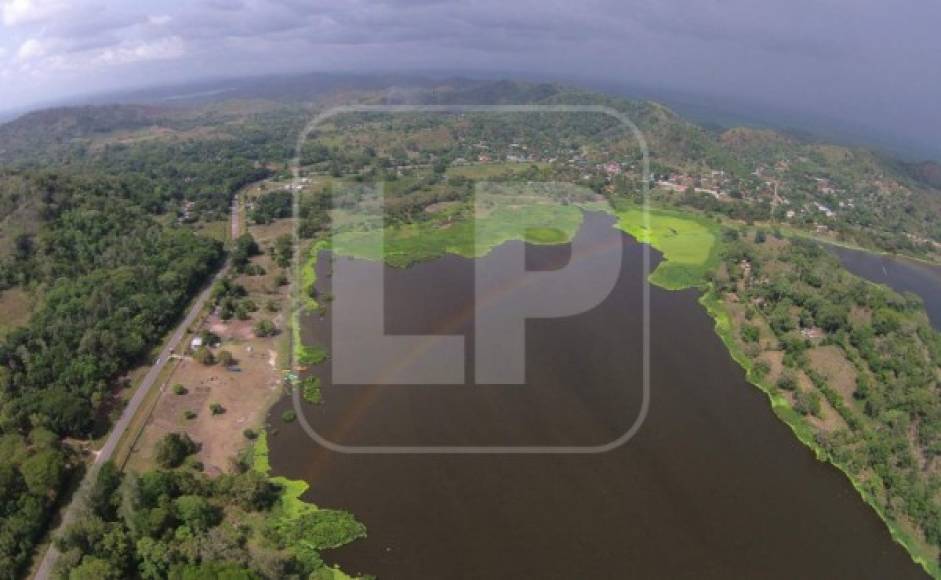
[0,157,255,574]
[50,441,365,580]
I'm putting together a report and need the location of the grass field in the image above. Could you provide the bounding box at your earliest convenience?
[0,287,34,339]
[612,206,721,290]
[332,202,584,267]
[446,162,548,180]
[192,219,232,243]
[329,200,719,291]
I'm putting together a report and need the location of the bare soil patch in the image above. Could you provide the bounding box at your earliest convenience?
[0,287,34,338]
[807,345,858,404]
[128,214,292,474]
[128,334,283,475]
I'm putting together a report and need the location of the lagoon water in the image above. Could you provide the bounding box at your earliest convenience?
[829,245,941,331]
[270,213,926,579]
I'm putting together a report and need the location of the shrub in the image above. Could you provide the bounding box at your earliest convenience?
[210,403,226,415]
[218,350,235,367]
[302,376,322,404]
[194,347,216,365]
[155,433,198,468]
[777,371,797,391]
[172,384,187,395]
[243,429,257,440]
[794,390,822,417]
[752,360,770,379]
[184,410,197,420]
[254,319,277,337]
[297,345,328,366]
[741,324,760,343]
[281,410,297,423]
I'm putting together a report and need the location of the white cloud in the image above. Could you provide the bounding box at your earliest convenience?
[91,36,185,66]
[2,0,67,27]
[148,14,171,26]
[15,37,45,61]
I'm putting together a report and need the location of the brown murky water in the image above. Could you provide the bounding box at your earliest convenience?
[269,212,926,579]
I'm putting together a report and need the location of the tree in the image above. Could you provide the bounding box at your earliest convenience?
[741,324,760,343]
[135,537,173,580]
[226,471,278,511]
[168,562,258,580]
[194,347,216,366]
[253,319,276,338]
[69,556,123,580]
[88,461,123,520]
[232,233,260,271]
[174,495,218,532]
[20,448,65,496]
[155,433,198,469]
[777,371,797,391]
[815,303,847,333]
[752,360,770,379]
[794,390,821,417]
[218,350,235,367]
[272,235,293,268]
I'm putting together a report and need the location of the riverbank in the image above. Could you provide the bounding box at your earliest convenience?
[250,431,364,580]
[699,287,939,578]
[773,223,941,269]
[293,200,937,578]
[626,209,939,579]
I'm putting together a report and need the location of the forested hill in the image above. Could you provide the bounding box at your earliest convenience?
[2,76,938,259]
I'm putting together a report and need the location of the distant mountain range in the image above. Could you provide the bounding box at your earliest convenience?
[3,71,939,162]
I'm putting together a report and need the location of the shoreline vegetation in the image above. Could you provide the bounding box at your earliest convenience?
[616,206,940,579]
[298,201,939,578]
[250,431,364,580]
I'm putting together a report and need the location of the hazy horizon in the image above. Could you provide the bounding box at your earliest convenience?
[1,1,938,158]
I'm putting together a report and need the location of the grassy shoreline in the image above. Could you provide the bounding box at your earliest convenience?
[250,431,363,580]
[295,201,937,578]
[628,207,939,579]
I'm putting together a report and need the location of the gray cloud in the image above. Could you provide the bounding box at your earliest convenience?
[0,0,938,157]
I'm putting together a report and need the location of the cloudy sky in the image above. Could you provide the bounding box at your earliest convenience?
[1,0,938,156]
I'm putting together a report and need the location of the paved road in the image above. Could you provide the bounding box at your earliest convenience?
[33,196,241,579]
